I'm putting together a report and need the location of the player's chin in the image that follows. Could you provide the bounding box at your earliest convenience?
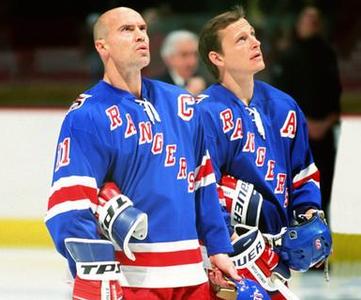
[253,62,265,74]
[139,56,151,68]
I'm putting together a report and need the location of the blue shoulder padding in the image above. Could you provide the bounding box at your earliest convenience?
[65,238,116,262]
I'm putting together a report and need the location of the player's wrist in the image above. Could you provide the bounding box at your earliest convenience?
[293,205,319,221]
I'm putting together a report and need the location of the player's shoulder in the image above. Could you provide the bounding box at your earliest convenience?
[62,81,115,127]
[255,80,299,109]
[198,83,223,100]
[196,83,233,112]
[67,81,106,110]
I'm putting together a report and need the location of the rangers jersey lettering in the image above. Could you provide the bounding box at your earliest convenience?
[45,79,232,288]
[198,81,321,234]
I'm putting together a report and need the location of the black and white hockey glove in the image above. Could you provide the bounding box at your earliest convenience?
[218,175,263,227]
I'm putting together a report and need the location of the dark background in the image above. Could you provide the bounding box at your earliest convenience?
[0,0,351,48]
[0,0,360,110]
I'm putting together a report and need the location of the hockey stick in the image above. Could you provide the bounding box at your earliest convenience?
[271,275,299,300]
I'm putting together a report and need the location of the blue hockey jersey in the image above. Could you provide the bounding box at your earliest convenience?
[45,78,232,288]
[197,81,321,234]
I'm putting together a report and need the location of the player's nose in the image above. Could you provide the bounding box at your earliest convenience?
[135,27,147,42]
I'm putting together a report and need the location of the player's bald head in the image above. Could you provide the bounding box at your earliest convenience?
[93,7,142,42]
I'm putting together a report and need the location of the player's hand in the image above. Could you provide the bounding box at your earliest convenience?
[209,253,241,288]
[304,208,318,220]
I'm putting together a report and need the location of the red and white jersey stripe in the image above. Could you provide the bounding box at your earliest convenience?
[45,176,98,221]
[116,239,207,288]
[293,163,320,189]
[194,150,216,190]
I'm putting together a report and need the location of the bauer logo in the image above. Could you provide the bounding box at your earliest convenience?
[232,240,264,267]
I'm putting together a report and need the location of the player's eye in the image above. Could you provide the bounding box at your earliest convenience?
[121,25,133,32]
[237,35,247,43]
[139,25,147,31]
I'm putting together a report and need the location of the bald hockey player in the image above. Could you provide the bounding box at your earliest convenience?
[45,6,240,300]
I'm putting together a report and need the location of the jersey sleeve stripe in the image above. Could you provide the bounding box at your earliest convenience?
[194,151,216,190]
[50,175,97,195]
[44,199,97,222]
[293,163,320,189]
[48,185,98,210]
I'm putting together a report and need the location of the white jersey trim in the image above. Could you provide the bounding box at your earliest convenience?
[120,262,208,288]
[309,179,320,188]
[44,199,97,222]
[194,150,216,190]
[195,173,216,191]
[293,163,318,184]
[124,239,201,253]
[50,176,98,196]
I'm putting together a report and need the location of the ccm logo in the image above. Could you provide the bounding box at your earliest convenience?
[80,263,121,275]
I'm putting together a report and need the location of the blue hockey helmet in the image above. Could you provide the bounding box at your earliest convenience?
[280,211,332,272]
[234,278,270,300]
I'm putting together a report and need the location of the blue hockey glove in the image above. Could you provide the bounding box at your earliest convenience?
[97,182,148,261]
[65,238,123,300]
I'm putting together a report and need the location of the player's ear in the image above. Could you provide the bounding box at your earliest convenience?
[95,39,109,54]
[208,51,224,67]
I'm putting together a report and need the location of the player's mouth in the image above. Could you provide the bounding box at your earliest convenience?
[250,52,262,61]
[136,44,149,52]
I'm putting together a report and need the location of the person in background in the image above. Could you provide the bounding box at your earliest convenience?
[158,30,207,95]
[272,6,342,218]
[45,7,240,300]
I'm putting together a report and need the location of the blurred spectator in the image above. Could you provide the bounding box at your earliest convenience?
[157,30,207,95]
[272,6,342,218]
[141,6,169,78]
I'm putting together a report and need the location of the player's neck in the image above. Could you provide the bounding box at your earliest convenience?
[103,68,142,98]
[222,74,254,106]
